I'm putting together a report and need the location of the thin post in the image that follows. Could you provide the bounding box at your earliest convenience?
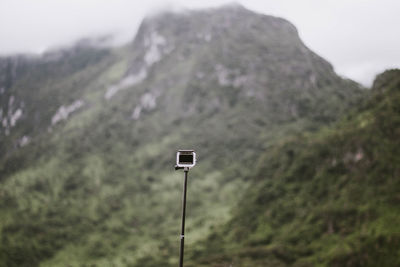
[179,168,189,267]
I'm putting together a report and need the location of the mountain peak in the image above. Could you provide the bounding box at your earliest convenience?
[134,3,299,55]
[138,2,292,34]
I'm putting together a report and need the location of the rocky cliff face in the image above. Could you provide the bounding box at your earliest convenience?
[125,4,361,119]
[0,4,366,266]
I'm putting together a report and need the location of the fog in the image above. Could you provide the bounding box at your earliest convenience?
[1,0,399,86]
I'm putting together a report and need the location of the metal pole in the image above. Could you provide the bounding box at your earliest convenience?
[179,168,189,267]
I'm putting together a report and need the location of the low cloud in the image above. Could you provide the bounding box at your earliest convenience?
[0,0,399,86]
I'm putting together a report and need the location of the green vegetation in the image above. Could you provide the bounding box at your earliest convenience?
[0,5,389,267]
[189,69,400,266]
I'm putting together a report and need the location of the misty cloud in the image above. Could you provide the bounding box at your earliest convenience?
[0,0,399,86]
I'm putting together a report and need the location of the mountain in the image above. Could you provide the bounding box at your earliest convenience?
[190,69,400,266]
[0,4,365,266]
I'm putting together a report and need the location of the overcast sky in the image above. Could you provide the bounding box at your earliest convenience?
[0,0,399,86]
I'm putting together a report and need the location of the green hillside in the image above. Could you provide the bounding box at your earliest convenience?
[190,69,400,266]
[0,5,367,267]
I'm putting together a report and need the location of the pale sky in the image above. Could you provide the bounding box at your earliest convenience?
[0,0,399,86]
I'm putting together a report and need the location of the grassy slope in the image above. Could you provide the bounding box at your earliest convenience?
[190,70,400,267]
[0,53,362,267]
[0,44,255,267]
